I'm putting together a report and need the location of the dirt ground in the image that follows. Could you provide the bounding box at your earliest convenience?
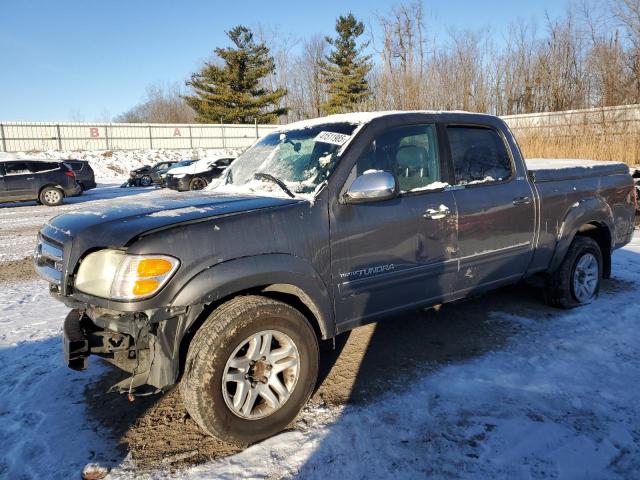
[0,257,38,283]
[83,281,547,471]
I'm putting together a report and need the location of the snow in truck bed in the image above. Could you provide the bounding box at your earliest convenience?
[525,158,630,182]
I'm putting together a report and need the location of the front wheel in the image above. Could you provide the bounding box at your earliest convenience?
[139,175,152,187]
[545,236,602,308]
[39,186,64,206]
[180,296,319,445]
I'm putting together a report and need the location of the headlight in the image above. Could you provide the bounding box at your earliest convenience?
[74,250,179,300]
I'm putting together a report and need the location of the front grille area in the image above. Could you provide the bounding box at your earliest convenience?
[34,234,64,285]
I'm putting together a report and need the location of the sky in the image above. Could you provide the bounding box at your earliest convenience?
[0,0,571,122]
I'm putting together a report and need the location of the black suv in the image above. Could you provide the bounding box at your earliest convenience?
[64,160,97,191]
[0,160,81,206]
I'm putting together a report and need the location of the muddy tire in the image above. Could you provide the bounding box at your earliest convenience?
[545,236,602,309]
[189,177,207,191]
[180,295,319,445]
[39,186,64,206]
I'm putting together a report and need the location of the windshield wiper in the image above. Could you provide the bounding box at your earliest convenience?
[253,173,296,198]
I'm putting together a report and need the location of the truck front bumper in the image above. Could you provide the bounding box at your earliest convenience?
[59,303,204,392]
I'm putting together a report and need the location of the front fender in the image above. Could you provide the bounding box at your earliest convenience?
[171,253,334,339]
[549,196,614,272]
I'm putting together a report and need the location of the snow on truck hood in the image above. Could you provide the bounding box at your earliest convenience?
[42,190,303,243]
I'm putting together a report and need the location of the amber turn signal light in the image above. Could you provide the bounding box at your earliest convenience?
[136,258,174,277]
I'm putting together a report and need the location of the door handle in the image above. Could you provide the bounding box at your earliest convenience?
[26,177,34,180]
[512,196,532,205]
[423,205,450,219]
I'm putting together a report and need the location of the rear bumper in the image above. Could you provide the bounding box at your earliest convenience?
[64,183,83,197]
[79,179,97,190]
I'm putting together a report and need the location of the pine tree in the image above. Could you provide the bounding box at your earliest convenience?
[320,14,373,114]
[184,26,287,124]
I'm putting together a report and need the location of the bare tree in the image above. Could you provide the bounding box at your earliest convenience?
[612,0,640,102]
[116,83,195,123]
[374,2,427,110]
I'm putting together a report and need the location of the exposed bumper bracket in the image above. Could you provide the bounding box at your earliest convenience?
[63,309,89,371]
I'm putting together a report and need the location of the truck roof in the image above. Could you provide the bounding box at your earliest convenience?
[278,110,489,132]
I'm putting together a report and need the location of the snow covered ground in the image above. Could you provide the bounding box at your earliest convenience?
[1,229,639,478]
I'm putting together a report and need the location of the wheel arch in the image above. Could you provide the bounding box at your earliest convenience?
[549,196,614,277]
[38,183,65,196]
[171,254,335,341]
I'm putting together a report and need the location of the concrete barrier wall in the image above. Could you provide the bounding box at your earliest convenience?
[0,122,279,152]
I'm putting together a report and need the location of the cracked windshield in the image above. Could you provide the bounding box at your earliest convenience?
[222,123,358,195]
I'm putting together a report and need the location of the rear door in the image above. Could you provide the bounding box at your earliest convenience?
[444,125,535,292]
[330,123,458,331]
[2,161,35,199]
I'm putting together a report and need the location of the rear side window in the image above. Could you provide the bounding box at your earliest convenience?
[353,124,442,193]
[29,162,60,173]
[65,161,84,172]
[3,162,30,175]
[447,126,512,185]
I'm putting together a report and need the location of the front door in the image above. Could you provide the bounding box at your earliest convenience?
[330,123,458,332]
[2,161,35,200]
[444,125,536,293]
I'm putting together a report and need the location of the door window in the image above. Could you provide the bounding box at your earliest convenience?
[352,124,442,193]
[3,162,30,175]
[28,162,59,173]
[447,126,512,185]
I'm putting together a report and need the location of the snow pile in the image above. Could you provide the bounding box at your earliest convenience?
[0,149,241,180]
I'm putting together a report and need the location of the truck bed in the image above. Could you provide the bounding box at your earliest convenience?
[525,158,629,182]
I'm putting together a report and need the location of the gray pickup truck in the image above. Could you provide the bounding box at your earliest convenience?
[34,112,635,445]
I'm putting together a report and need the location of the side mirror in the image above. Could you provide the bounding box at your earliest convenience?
[344,171,398,204]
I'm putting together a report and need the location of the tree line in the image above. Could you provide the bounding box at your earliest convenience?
[117,0,640,124]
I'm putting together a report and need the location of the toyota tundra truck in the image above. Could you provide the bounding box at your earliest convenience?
[34,112,636,445]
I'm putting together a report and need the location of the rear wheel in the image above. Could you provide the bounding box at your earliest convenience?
[545,236,602,308]
[189,177,207,191]
[180,296,319,445]
[39,187,64,206]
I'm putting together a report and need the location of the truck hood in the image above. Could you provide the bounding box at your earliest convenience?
[40,192,304,267]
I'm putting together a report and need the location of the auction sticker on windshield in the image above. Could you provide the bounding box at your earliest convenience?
[314,131,351,146]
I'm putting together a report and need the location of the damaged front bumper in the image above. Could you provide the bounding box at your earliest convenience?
[61,301,204,393]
